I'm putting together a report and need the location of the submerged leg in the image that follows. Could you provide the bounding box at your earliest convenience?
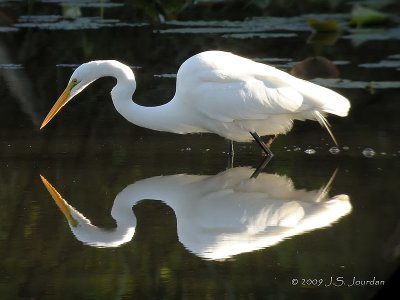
[250,131,274,156]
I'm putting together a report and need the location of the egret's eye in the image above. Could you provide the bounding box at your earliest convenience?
[71,79,79,86]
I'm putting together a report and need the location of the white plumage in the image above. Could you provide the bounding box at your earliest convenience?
[41,51,351,151]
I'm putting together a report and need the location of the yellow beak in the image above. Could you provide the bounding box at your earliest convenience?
[40,175,78,227]
[40,81,76,130]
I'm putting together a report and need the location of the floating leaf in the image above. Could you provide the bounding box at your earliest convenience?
[359,60,400,68]
[222,32,297,39]
[15,15,147,30]
[311,78,400,89]
[0,64,23,70]
[0,26,18,32]
[350,4,390,27]
[307,18,340,32]
[62,5,82,19]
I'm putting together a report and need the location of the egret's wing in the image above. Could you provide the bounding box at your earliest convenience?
[176,51,349,123]
[198,80,304,122]
[177,56,304,122]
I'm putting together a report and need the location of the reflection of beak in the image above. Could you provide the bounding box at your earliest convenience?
[40,175,78,227]
[40,81,75,129]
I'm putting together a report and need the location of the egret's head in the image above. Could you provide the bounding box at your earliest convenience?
[40,63,96,129]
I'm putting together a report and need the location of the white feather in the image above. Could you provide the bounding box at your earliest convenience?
[42,51,351,144]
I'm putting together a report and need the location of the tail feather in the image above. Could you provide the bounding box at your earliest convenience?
[294,77,351,117]
[314,111,338,146]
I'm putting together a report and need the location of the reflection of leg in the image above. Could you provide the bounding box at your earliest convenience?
[316,169,339,202]
[250,156,272,178]
[229,140,234,156]
[250,131,274,156]
[227,140,234,169]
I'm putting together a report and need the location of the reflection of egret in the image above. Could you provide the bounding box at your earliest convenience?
[40,51,350,154]
[307,31,341,47]
[40,168,351,260]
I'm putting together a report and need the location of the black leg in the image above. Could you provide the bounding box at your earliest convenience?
[250,131,274,156]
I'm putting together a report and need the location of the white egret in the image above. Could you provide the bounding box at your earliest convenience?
[40,168,351,260]
[40,51,350,155]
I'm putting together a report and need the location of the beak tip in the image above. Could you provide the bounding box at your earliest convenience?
[39,174,48,185]
[41,83,73,131]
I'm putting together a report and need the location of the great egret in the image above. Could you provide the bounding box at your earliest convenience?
[40,167,351,260]
[40,51,351,155]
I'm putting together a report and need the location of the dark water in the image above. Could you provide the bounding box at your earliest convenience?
[1,1,399,299]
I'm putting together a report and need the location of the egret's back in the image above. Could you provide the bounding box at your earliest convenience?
[177,51,350,117]
[174,51,350,141]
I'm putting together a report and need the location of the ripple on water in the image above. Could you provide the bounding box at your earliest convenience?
[362,148,376,158]
[329,146,340,154]
[304,149,316,155]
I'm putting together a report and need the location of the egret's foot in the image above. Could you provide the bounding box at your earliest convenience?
[250,131,274,157]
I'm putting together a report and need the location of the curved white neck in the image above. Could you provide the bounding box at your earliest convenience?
[95,61,200,134]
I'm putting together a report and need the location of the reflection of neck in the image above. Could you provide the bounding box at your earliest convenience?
[68,175,203,247]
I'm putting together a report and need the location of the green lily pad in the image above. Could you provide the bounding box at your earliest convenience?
[307,18,340,32]
[350,4,390,27]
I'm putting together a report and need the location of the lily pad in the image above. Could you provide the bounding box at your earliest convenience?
[39,0,123,7]
[222,32,297,39]
[350,4,390,27]
[359,60,400,69]
[307,18,340,32]
[388,54,400,60]
[15,15,147,30]
[343,27,400,46]
[159,15,346,35]
[0,64,23,70]
[0,26,18,32]
[312,78,400,89]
